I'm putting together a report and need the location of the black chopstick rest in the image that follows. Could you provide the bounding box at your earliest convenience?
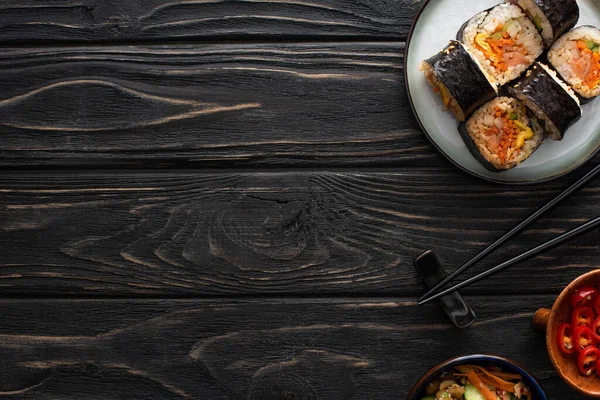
[414,250,476,329]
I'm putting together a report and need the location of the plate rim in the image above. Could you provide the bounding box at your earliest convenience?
[403,0,600,185]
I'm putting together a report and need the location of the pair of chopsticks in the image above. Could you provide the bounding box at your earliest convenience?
[418,163,600,305]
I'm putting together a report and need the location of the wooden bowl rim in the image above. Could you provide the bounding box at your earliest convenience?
[547,269,600,397]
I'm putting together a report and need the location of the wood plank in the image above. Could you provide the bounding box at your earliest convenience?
[1,169,598,296]
[0,297,579,398]
[0,42,442,168]
[0,0,420,43]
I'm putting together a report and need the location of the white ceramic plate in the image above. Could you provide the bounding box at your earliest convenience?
[405,0,600,184]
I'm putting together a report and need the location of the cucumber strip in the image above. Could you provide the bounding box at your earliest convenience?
[502,19,515,32]
[533,16,542,32]
[585,39,597,50]
[464,384,486,400]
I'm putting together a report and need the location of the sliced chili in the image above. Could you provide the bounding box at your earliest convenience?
[593,316,600,342]
[574,326,596,352]
[560,285,600,378]
[578,347,600,376]
[593,293,600,316]
[557,323,575,355]
[571,286,598,308]
[572,306,595,328]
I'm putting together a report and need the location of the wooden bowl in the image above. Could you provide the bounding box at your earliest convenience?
[406,354,547,400]
[533,269,600,397]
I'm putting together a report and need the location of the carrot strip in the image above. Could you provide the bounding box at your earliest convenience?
[455,365,522,381]
[456,371,514,392]
[485,34,518,72]
[467,371,498,400]
[478,374,514,393]
[472,366,517,392]
[487,371,522,380]
[574,41,600,88]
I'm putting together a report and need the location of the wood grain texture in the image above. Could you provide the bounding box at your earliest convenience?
[0,42,442,168]
[1,169,598,296]
[0,297,582,399]
[0,0,421,43]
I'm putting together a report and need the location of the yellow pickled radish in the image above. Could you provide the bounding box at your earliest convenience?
[514,121,534,148]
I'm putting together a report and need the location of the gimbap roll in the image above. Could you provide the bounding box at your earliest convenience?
[458,3,544,86]
[509,62,581,140]
[507,0,579,48]
[459,97,544,171]
[421,41,497,121]
[548,26,600,100]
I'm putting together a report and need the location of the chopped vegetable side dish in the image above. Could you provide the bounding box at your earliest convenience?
[420,365,531,400]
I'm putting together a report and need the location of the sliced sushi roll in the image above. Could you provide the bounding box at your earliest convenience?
[507,0,579,48]
[509,62,581,140]
[420,41,498,121]
[548,26,600,101]
[459,97,544,171]
[458,3,544,86]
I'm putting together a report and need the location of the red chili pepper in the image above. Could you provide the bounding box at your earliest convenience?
[578,347,600,376]
[592,316,600,342]
[572,306,595,328]
[593,293,600,316]
[574,326,597,352]
[571,286,598,308]
[557,323,576,355]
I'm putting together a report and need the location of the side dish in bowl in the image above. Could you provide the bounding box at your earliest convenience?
[534,269,600,397]
[407,355,547,400]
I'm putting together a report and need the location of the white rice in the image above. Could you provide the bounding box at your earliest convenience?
[462,3,544,86]
[511,0,553,47]
[466,97,543,170]
[549,26,600,98]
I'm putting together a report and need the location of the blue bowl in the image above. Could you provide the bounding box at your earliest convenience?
[406,354,547,400]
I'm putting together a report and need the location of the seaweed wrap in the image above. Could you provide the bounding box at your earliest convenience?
[548,26,600,100]
[507,0,579,48]
[458,3,543,86]
[420,41,497,121]
[459,97,544,171]
[509,62,581,140]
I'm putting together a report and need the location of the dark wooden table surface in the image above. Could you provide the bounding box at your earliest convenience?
[1,1,599,399]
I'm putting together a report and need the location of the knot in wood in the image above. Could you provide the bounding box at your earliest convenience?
[207,195,329,272]
[86,0,140,37]
[85,363,100,375]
